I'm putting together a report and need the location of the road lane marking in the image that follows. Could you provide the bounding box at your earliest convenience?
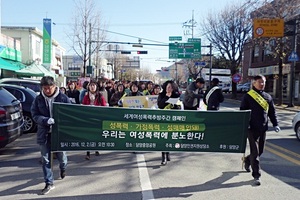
[136,153,155,200]
[267,142,300,159]
[265,144,300,166]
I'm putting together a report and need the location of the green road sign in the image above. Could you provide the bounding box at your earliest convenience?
[188,38,201,43]
[169,42,201,59]
[169,36,182,41]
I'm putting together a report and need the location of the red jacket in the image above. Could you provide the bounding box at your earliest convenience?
[82,93,107,106]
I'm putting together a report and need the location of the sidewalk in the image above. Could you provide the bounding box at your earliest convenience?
[223,93,300,113]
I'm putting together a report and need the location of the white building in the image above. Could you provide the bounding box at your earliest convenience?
[62,55,113,82]
[1,26,65,75]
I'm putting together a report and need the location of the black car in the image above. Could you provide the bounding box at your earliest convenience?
[0,78,41,94]
[0,86,24,148]
[0,84,37,133]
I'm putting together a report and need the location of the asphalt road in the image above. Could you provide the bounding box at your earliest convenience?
[0,101,299,200]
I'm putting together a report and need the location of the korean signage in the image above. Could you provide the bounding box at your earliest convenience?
[169,36,182,41]
[52,103,250,153]
[43,18,52,64]
[122,95,158,109]
[253,18,284,38]
[0,45,22,61]
[122,96,148,108]
[169,42,201,59]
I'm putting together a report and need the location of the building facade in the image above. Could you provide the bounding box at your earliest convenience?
[1,26,65,75]
[242,24,300,104]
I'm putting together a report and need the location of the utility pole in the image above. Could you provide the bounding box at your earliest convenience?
[88,23,92,77]
[209,43,213,87]
[94,27,100,79]
[182,10,197,38]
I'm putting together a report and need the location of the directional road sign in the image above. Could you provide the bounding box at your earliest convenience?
[169,36,182,41]
[169,42,201,59]
[188,38,201,43]
[195,61,206,66]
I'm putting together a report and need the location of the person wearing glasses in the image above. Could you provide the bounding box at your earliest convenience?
[31,76,71,195]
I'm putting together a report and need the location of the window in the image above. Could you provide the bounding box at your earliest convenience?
[36,40,41,55]
[5,88,24,102]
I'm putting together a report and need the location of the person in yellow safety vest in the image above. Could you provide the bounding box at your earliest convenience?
[240,74,280,186]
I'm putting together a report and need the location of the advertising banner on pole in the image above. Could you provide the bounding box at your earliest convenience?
[43,18,52,65]
[52,103,250,153]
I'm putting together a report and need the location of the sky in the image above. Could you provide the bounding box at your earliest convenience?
[1,0,241,72]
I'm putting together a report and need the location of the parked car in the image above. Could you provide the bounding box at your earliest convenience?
[0,78,41,94]
[240,82,251,93]
[0,84,37,133]
[227,83,250,93]
[0,86,24,148]
[222,83,231,93]
[292,112,300,141]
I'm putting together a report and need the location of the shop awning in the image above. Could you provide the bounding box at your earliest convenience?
[21,63,57,78]
[0,57,24,71]
[15,65,45,77]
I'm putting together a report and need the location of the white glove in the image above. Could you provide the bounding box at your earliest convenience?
[47,118,55,125]
[118,99,123,106]
[274,126,280,132]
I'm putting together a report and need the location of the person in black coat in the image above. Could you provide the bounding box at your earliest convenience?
[127,81,144,96]
[31,76,71,194]
[203,78,224,110]
[157,80,180,165]
[183,77,205,110]
[240,74,280,186]
[67,81,80,104]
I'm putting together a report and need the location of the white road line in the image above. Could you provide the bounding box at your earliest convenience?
[136,153,155,200]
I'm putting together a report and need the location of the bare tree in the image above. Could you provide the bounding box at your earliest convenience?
[69,0,107,77]
[201,1,253,98]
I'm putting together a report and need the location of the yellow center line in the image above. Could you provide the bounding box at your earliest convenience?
[266,142,300,159]
[265,145,300,166]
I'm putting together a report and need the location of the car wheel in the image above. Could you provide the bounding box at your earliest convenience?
[23,112,36,133]
[295,123,300,141]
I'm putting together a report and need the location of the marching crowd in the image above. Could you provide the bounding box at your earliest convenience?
[31,75,280,194]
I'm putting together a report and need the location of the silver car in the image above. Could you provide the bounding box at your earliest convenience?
[292,112,300,141]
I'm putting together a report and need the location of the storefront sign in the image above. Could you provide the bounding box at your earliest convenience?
[52,103,250,153]
[0,45,22,61]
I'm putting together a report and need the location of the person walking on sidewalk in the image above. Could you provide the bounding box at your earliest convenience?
[240,74,280,186]
[31,76,71,195]
[203,78,224,110]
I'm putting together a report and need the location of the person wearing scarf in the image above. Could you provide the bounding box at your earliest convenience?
[31,76,71,195]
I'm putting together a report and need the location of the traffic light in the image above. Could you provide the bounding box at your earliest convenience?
[137,51,148,54]
[188,77,193,84]
[121,51,131,54]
